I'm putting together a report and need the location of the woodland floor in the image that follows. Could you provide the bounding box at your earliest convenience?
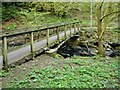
[1,28,120,89]
[1,54,119,88]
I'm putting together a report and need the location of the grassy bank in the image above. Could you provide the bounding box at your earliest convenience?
[2,10,72,31]
[2,55,119,88]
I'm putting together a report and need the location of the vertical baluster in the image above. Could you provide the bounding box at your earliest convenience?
[46,29,49,46]
[70,24,72,36]
[64,25,67,39]
[2,37,8,69]
[77,23,79,32]
[57,27,60,43]
[79,22,82,30]
[30,32,34,59]
[74,23,76,33]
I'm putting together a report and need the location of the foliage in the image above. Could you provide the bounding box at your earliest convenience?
[2,5,18,21]
[3,23,17,30]
[3,56,119,88]
[52,53,64,59]
[32,2,82,18]
[0,70,8,77]
[2,2,31,21]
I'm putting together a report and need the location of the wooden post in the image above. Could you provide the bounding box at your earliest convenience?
[57,27,60,43]
[30,32,34,59]
[74,23,76,33]
[70,24,72,36]
[77,23,79,32]
[46,29,49,46]
[64,25,67,39]
[2,37,8,69]
[79,22,82,31]
[39,31,41,39]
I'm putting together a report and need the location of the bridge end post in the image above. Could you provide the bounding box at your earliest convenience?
[30,32,34,59]
[2,37,8,70]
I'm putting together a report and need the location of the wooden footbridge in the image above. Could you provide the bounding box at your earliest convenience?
[0,20,82,69]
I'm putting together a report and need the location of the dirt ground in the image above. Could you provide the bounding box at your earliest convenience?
[2,54,63,87]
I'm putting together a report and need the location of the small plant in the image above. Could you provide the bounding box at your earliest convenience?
[0,70,8,77]
[3,23,17,30]
[52,53,64,59]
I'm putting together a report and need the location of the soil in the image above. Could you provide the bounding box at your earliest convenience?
[2,54,61,87]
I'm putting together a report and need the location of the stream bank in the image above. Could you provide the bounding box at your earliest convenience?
[48,29,120,58]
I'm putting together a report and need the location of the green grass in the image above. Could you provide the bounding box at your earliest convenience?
[82,19,97,27]
[2,56,119,88]
[3,10,73,31]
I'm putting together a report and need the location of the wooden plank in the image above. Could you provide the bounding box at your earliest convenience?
[2,37,8,69]
[46,29,49,46]
[30,32,34,59]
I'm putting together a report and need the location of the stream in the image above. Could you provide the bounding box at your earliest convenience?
[55,30,120,58]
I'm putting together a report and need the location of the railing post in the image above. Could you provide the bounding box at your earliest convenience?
[77,23,79,32]
[74,23,76,33]
[2,37,8,69]
[30,32,34,59]
[46,29,49,46]
[70,24,72,36]
[39,31,41,39]
[64,25,67,39]
[57,27,60,43]
[79,22,82,30]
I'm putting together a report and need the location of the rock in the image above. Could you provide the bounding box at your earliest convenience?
[105,48,113,56]
[89,48,97,55]
[108,42,120,49]
[80,50,89,55]
[109,50,120,57]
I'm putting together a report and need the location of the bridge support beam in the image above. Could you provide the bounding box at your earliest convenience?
[30,32,34,59]
[2,37,8,70]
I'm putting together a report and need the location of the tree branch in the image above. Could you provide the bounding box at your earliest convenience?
[101,11,120,21]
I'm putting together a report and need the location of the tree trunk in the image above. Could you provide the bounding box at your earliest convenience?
[97,3,104,55]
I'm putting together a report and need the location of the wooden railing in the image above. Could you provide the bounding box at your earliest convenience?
[1,20,82,69]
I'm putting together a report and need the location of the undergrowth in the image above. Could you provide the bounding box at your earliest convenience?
[2,56,119,88]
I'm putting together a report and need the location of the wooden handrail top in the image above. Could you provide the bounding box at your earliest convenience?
[1,20,82,39]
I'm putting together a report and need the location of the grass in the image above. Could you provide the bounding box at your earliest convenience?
[2,10,73,31]
[82,19,97,27]
[2,56,119,88]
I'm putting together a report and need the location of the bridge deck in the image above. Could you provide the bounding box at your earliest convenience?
[0,29,75,69]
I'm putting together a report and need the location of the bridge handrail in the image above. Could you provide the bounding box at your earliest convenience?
[1,20,82,38]
[1,20,82,69]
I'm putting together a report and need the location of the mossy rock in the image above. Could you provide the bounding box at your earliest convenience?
[52,53,64,59]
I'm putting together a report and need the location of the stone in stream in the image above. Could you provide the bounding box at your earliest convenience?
[105,48,113,56]
[89,48,97,55]
[108,42,120,49]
